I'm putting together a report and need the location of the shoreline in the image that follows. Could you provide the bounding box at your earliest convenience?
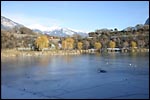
[1,49,81,57]
[1,48,149,57]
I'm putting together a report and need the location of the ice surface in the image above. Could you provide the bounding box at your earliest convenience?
[1,53,149,99]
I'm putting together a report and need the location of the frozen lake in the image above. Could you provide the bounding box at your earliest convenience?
[1,53,149,99]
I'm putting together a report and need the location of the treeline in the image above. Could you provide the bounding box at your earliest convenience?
[1,28,39,49]
[88,26,149,49]
[1,25,149,52]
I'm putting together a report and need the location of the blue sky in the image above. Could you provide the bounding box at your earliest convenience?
[1,1,149,32]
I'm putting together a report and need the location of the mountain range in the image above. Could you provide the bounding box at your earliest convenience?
[28,25,88,37]
[1,16,88,37]
[1,16,149,37]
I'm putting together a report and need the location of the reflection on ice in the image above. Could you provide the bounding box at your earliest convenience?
[1,53,149,99]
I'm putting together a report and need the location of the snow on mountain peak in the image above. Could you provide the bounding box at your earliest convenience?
[1,16,23,29]
[27,24,88,37]
[48,25,62,31]
[27,24,63,32]
[66,27,88,34]
[27,24,50,31]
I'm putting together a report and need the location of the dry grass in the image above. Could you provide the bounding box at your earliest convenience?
[1,49,81,57]
[1,48,149,58]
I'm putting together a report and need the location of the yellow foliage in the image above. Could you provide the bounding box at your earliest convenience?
[131,41,137,48]
[62,40,66,50]
[94,42,102,50]
[109,40,116,48]
[77,42,83,50]
[35,35,49,50]
[62,37,74,50]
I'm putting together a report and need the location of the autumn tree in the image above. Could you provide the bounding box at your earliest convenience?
[77,42,83,50]
[94,42,102,51]
[109,40,116,48]
[62,37,74,50]
[35,35,49,51]
[62,40,66,50]
[131,41,137,48]
[130,40,137,52]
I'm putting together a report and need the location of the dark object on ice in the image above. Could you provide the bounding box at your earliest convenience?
[33,93,36,95]
[27,76,30,78]
[97,68,107,73]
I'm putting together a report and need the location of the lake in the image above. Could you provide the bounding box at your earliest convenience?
[1,52,149,99]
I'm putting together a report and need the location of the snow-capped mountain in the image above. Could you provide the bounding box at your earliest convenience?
[45,27,88,37]
[32,29,43,34]
[44,28,68,37]
[27,24,51,32]
[44,27,87,37]
[1,16,24,30]
[28,24,88,37]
